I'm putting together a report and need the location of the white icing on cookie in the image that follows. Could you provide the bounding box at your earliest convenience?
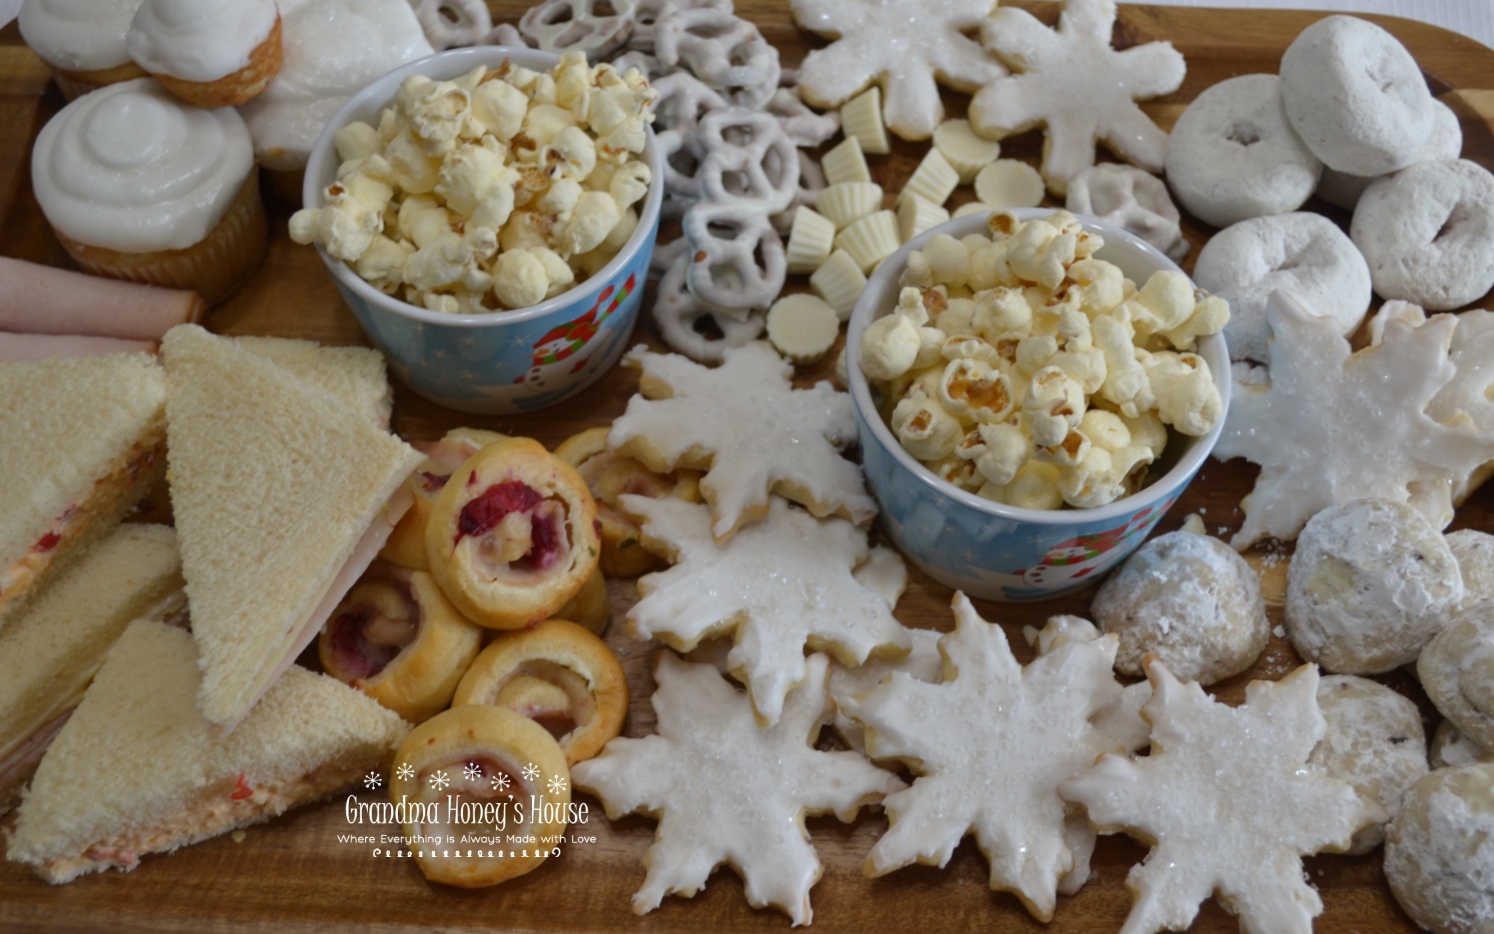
[1061,661,1384,934]
[844,592,1129,920]
[971,0,1185,196]
[827,626,940,754]
[621,494,911,725]
[570,652,903,925]
[608,342,877,540]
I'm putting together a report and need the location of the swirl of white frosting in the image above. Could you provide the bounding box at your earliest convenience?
[238,0,433,172]
[126,0,279,84]
[18,0,145,72]
[32,79,255,253]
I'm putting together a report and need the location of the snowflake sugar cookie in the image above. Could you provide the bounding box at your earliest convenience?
[842,593,1129,921]
[790,0,1006,141]
[1214,291,1494,549]
[570,652,903,926]
[827,626,941,755]
[971,0,1185,195]
[1060,660,1384,934]
[622,493,911,725]
[608,342,877,540]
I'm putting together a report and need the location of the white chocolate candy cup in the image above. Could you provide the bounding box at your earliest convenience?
[835,210,899,273]
[766,292,840,364]
[897,193,949,243]
[785,206,835,275]
[810,248,867,320]
[934,118,1000,184]
[822,134,871,186]
[841,86,890,155]
[975,159,1046,210]
[817,181,884,231]
[900,147,959,207]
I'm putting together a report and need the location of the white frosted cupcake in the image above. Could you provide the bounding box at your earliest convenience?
[32,79,266,305]
[238,0,433,202]
[127,0,283,108]
[18,0,148,100]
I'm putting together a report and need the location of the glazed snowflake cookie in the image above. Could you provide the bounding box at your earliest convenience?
[843,593,1132,921]
[607,342,877,540]
[571,652,903,925]
[971,0,1185,196]
[1214,291,1494,549]
[1060,661,1385,934]
[622,494,910,725]
[1308,674,1429,854]
[827,626,940,755]
[790,0,1005,141]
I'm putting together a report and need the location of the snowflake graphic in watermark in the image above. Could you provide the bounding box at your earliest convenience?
[547,774,568,795]
[463,762,483,781]
[395,763,414,782]
[363,771,383,790]
[491,773,511,792]
[521,762,540,781]
[428,770,450,791]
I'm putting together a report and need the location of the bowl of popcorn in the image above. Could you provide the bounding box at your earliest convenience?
[295,46,663,415]
[846,208,1231,601]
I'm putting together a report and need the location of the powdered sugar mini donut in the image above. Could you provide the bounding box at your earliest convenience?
[1307,674,1429,854]
[1192,212,1371,364]
[1286,499,1464,675]
[1279,15,1435,177]
[1351,159,1494,311]
[1164,74,1321,229]
[1317,98,1462,210]
[1091,530,1269,685]
[1066,163,1187,262]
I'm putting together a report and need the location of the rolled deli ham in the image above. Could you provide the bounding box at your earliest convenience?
[0,258,206,341]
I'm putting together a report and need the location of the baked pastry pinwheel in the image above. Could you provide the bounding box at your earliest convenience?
[319,561,483,723]
[390,705,572,888]
[454,619,627,766]
[553,426,702,578]
[380,427,509,571]
[426,437,601,629]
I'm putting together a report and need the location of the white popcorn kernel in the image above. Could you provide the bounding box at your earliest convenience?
[384,128,441,195]
[1120,410,1168,459]
[471,79,529,142]
[1093,313,1152,417]
[935,297,977,335]
[1023,366,1086,447]
[922,233,971,289]
[860,313,922,381]
[966,421,1030,486]
[1160,293,1230,351]
[492,248,550,308]
[973,287,1033,341]
[557,190,621,256]
[997,460,1065,510]
[333,121,381,163]
[1034,426,1092,468]
[1180,513,1207,536]
[1124,270,1196,340]
[941,334,1002,366]
[544,125,598,180]
[1014,334,1058,375]
[531,246,576,298]
[398,196,453,250]
[403,226,498,292]
[1078,409,1131,452]
[1067,258,1126,318]
[435,143,517,218]
[1050,343,1107,396]
[538,177,584,219]
[353,235,412,289]
[1058,446,1123,508]
[1149,352,1223,436]
[500,209,555,252]
[1111,444,1156,494]
[522,103,579,152]
[939,358,1015,424]
[891,388,963,461]
[608,161,651,210]
[931,453,983,492]
[1005,218,1060,286]
[397,75,471,154]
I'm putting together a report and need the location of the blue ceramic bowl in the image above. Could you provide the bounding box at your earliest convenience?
[303,47,663,414]
[846,209,1230,602]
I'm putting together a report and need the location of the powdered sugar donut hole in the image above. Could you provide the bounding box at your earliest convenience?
[1317,98,1463,210]
[1285,499,1464,675]
[1192,212,1371,364]
[1165,74,1320,229]
[1091,531,1268,685]
[1351,159,1494,311]
[1280,15,1435,177]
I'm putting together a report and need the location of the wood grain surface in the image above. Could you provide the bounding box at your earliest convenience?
[2,4,1492,932]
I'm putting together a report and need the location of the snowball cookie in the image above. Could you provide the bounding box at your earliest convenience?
[1067,163,1187,262]
[1091,530,1268,684]
[1384,764,1494,934]
[1420,606,1494,751]
[1164,74,1321,229]
[1192,212,1371,364]
[1352,159,1494,311]
[1317,98,1463,210]
[1447,529,1494,615]
[1280,15,1435,177]
[1307,674,1429,854]
[1286,499,1464,675]
[1432,720,1494,770]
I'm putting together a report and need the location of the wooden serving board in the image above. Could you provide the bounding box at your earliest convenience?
[2,4,1493,932]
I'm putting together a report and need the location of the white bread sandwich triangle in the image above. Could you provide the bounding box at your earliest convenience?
[6,619,409,883]
[233,336,393,428]
[161,325,424,730]
[0,353,166,627]
[0,524,184,815]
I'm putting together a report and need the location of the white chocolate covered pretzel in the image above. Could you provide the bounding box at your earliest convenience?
[651,252,765,363]
[415,0,493,51]
[519,0,636,58]
[696,106,799,213]
[683,201,787,315]
[653,8,779,109]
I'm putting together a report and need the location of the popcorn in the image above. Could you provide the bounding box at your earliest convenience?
[863,210,1229,510]
[289,52,657,313]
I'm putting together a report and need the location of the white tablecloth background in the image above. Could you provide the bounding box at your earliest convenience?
[0,1,1489,66]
